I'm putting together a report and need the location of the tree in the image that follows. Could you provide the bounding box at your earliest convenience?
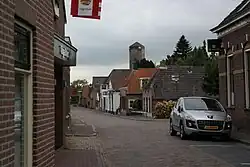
[134,58,155,69]
[173,35,193,61]
[202,53,219,96]
[70,79,88,92]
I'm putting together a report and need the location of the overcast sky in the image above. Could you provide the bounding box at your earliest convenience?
[65,0,241,83]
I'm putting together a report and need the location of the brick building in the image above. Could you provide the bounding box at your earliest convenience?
[0,0,77,167]
[210,0,250,135]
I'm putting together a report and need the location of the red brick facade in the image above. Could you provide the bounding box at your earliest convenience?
[0,0,71,166]
[217,25,250,133]
[0,0,16,166]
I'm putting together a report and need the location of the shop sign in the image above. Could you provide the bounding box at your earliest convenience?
[71,0,102,20]
[207,39,222,52]
[54,35,77,66]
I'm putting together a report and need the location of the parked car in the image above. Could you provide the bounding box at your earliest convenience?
[169,97,232,140]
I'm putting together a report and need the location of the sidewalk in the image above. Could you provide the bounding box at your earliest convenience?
[231,127,250,145]
[55,114,108,167]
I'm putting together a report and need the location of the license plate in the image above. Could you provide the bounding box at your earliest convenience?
[204,126,218,130]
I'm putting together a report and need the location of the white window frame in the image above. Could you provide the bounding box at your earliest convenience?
[128,99,135,109]
[227,54,234,107]
[245,49,250,108]
[53,0,60,17]
[14,21,33,167]
[140,77,150,89]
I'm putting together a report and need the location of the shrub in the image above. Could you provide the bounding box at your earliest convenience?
[153,100,176,119]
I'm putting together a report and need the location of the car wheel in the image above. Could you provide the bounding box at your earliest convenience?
[223,134,231,141]
[180,123,187,140]
[169,119,177,136]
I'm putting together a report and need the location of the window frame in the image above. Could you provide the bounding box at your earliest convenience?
[227,54,234,107]
[245,49,250,108]
[53,0,60,18]
[14,21,33,167]
[140,77,150,89]
[128,99,136,109]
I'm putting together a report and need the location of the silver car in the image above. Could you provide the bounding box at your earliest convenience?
[169,97,232,140]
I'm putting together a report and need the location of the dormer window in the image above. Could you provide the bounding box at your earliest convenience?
[140,78,150,89]
[54,0,60,17]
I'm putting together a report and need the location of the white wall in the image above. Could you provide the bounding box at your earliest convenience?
[113,92,120,112]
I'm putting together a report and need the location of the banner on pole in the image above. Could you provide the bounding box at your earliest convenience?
[71,0,102,20]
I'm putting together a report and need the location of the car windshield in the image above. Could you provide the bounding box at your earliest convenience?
[184,98,224,112]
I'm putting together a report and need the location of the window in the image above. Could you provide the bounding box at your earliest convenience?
[14,24,31,70]
[246,50,250,108]
[227,55,234,107]
[15,73,24,167]
[14,22,33,167]
[101,84,106,90]
[54,0,60,17]
[184,98,224,112]
[140,78,149,89]
[128,99,135,109]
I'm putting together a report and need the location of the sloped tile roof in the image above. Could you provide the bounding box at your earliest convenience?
[105,69,132,90]
[146,66,206,100]
[129,42,145,49]
[92,77,107,85]
[211,0,250,32]
[92,76,107,90]
[126,68,158,94]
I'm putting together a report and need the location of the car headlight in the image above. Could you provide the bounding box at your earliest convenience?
[186,120,197,129]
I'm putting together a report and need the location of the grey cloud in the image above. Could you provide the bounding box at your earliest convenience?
[65,0,242,67]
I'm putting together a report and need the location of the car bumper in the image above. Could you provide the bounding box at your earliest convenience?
[184,127,231,136]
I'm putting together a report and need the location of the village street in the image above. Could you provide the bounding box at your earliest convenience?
[71,107,250,167]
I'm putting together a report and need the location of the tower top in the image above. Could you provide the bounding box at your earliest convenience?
[129,42,145,50]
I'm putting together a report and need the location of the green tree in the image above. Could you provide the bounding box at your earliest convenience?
[70,79,88,92]
[173,35,193,60]
[134,58,155,69]
[202,53,219,96]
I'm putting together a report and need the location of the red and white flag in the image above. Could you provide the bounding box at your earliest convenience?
[71,0,102,20]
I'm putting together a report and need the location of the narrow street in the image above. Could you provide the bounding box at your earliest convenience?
[71,107,250,167]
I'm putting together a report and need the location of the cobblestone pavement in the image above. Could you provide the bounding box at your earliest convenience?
[72,107,250,167]
[56,111,107,167]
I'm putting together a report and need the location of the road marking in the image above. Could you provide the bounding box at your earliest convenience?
[190,144,234,148]
[240,163,250,166]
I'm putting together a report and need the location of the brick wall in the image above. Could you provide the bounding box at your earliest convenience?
[218,24,250,132]
[0,0,15,166]
[31,1,55,167]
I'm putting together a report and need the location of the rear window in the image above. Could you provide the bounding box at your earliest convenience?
[184,98,224,112]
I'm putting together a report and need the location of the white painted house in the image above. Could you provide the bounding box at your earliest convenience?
[99,69,131,113]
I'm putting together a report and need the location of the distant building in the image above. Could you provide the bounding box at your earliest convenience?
[143,66,206,117]
[100,69,131,113]
[129,42,145,69]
